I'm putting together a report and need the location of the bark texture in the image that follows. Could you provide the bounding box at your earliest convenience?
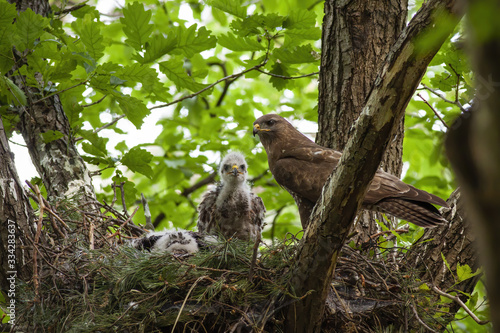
[317,0,408,242]
[0,117,35,294]
[285,1,463,331]
[8,0,96,204]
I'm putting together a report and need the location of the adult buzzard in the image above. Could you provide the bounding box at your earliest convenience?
[253,114,448,229]
[197,152,266,241]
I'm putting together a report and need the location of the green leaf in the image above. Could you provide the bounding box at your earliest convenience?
[13,8,49,51]
[121,147,154,178]
[0,76,27,106]
[269,63,290,91]
[217,32,264,51]
[262,13,285,30]
[284,28,322,47]
[159,59,210,93]
[441,253,454,278]
[136,32,177,64]
[0,1,17,50]
[71,14,105,61]
[273,45,318,64]
[283,10,317,29]
[78,129,109,157]
[116,94,151,129]
[230,17,261,37]
[456,263,482,282]
[116,63,158,88]
[207,0,247,19]
[120,2,154,50]
[0,1,16,28]
[173,25,216,58]
[40,130,64,143]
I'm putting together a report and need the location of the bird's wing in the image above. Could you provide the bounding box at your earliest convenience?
[282,146,342,164]
[272,156,336,203]
[197,185,220,233]
[364,170,448,207]
[251,194,266,229]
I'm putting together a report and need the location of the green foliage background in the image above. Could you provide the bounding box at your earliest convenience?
[0,0,489,330]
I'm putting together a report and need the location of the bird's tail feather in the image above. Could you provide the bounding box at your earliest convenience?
[375,198,447,228]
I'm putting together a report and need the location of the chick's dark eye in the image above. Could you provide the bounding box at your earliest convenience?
[267,119,275,126]
[240,164,246,170]
[223,164,229,171]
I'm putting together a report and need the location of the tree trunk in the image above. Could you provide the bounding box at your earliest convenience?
[317,0,407,243]
[446,3,500,324]
[0,117,36,294]
[285,1,463,331]
[8,0,96,205]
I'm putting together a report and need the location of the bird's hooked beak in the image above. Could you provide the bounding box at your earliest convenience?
[253,123,270,137]
[228,164,242,176]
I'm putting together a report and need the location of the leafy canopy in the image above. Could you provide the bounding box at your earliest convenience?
[0,0,462,240]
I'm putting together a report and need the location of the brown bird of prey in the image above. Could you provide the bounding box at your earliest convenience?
[197,152,266,241]
[253,114,448,229]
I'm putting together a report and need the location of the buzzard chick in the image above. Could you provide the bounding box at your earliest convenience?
[253,114,449,229]
[131,230,205,255]
[197,152,266,241]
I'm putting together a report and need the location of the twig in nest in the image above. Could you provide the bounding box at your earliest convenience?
[410,302,437,333]
[116,182,130,218]
[26,180,70,232]
[331,284,353,320]
[248,236,261,282]
[32,185,45,302]
[431,285,489,325]
[171,276,209,333]
[105,206,140,239]
[87,214,95,250]
[369,229,409,239]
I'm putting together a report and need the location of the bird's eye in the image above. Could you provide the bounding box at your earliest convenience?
[267,119,275,126]
[223,164,230,171]
[240,164,246,170]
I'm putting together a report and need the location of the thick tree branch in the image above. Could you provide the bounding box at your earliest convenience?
[285,1,463,331]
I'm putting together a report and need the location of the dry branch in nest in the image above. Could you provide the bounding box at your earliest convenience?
[15,184,476,332]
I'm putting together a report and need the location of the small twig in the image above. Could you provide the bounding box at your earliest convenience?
[74,114,124,142]
[54,3,86,15]
[115,182,129,218]
[171,276,208,333]
[32,185,45,302]
[181,171,217,197]
[447,63,462,103]
[32,80,89,105]
[421,83,466,112]
[141,193,155,230]
[256,69,320,80]
[410,302,438,333]
[248,236,261,282]
[81,94,108,108]
[331,284,354,320]
[431,285,490,325]
[87,214,95,250]
[207,62,230,107]
[106,206,140,239]
[369,229,409,239]
[150,38,272,112]
[416,93,450,129]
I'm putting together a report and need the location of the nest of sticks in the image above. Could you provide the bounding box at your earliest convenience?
[15,183,455,333]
